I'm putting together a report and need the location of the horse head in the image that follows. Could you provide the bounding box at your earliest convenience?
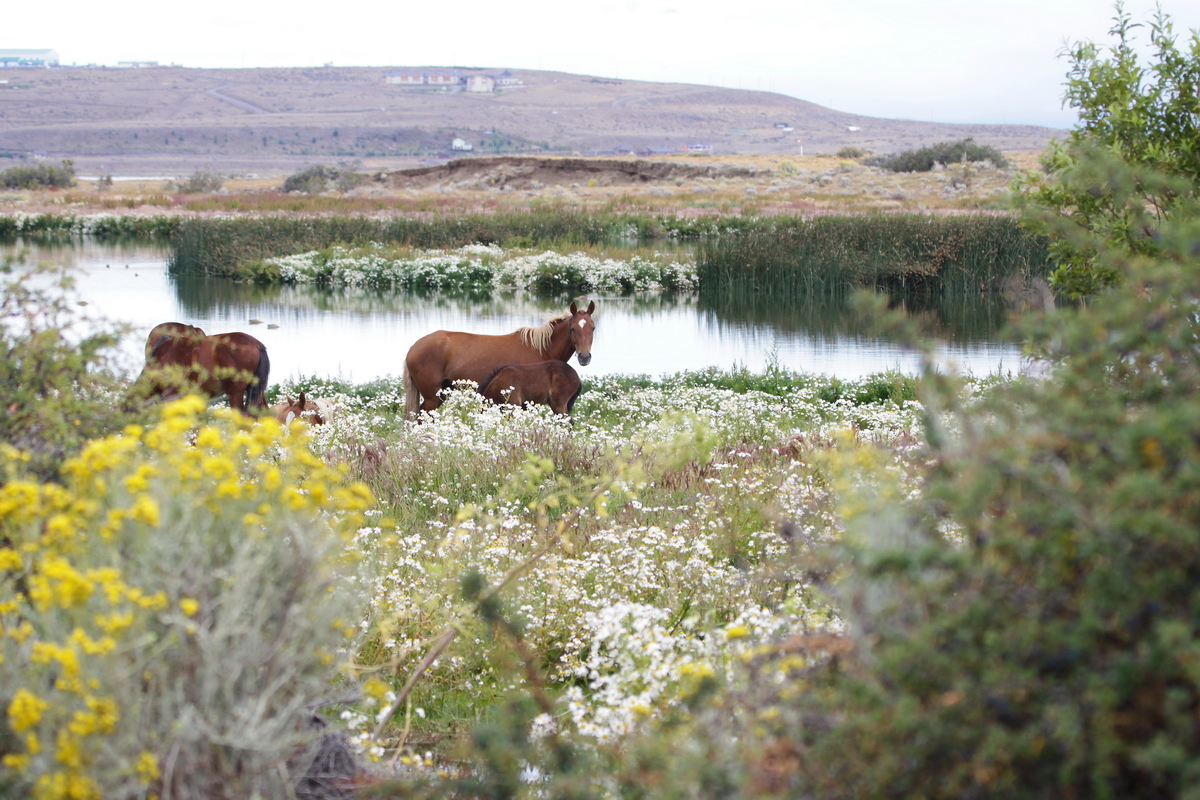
[567,300,596,366]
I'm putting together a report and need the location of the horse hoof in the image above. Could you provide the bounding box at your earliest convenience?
[249,319,263,325]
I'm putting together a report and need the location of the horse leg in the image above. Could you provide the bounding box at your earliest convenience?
[227,381,248,413]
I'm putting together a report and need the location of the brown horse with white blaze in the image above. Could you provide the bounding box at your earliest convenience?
[403,300,595,418]
[139,322,271,413]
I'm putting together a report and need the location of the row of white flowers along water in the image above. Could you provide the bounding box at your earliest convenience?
[265,243,699,294]
[278,372,942,752]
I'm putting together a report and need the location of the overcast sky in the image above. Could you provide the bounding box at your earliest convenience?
[8,0,1198,129]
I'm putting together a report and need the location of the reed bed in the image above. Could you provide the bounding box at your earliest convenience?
[0,213,181,239]
[167,211,657,277]
[697,213,1051,296]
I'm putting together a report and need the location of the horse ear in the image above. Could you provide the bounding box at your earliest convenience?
[586,301,595,314]
[286,395,295,405]
[569,301,579,314]
[298,391,307,406]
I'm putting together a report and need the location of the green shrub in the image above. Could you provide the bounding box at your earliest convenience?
[167,169,224,193]
[735,156,1200,798]
[0,160,76,190]
[837,146,867,159]
[282,164,363,194]
[866,138,1009,172]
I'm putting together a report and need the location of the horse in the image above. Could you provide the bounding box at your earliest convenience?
[270,391,337,425]
[403,299,595,418]
[138,322,271,413]
[478,360,582,418]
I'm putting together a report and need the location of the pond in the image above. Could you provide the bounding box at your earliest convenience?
[5,238,1027,383]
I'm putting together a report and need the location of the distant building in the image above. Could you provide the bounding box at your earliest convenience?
[493,70,522,86]
[385,71,424,85]
[451,137,473,151]
[847,126,861,132]
[467,75,495,93]
[116,61,159,68]
[426,70,463,86]
[0,48,59,67]
[682,143,712,153]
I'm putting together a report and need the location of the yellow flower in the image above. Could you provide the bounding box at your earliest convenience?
[95,611,134,635]
[8,620,33,644]
[2,753,30,770]
[180,598,200,617]
[8,688,50,732]
[38,555,94,608]
[31,642,82,682]
[362,677,391,702]
[68,696,118,736]
[130,494,161,527]
[70,628,117,656]
[194,425,224,450]
[123,464,157,494]
[135,751,160,784]
[0,547,22,571]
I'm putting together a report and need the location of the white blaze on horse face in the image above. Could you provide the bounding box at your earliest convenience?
[577,319,589,329]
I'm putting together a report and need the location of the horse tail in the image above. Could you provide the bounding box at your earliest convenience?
[247,345,270,409]
[403,362,420,419]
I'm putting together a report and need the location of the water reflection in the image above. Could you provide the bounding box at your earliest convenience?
[698,290,1012,344]
[3,238,1025,381]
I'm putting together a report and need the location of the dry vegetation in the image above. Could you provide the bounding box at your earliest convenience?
[0,150,1043,218]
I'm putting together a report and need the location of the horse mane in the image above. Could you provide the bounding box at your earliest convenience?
[477,365,505,395]
[517,312,570,353]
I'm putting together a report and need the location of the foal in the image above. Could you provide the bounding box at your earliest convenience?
[478,360,582,418]
[271,392,337,425]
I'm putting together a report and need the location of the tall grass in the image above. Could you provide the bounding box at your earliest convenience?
[697,213,1051,296]
[167,211,658,277]
[0,213,181,239]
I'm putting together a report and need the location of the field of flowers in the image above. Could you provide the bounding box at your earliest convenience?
[0,360,955,797]
[268,368,941,763]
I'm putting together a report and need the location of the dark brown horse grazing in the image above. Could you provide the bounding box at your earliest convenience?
[479,360,582,418]
[403,300,595,418]
[139,322,271,413]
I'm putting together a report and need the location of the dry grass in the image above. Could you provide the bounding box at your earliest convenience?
[4,149,1043,217]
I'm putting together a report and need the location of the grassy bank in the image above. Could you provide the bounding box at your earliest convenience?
[697,213,1052,296]
[167,211,657,277]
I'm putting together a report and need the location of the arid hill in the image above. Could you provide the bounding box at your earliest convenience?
[0,65,1061,176]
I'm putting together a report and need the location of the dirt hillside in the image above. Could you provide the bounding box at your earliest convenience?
[0,65,1061,177]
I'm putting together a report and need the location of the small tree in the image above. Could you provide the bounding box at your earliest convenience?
[1014,4,1200,297]
[0,260,134,480]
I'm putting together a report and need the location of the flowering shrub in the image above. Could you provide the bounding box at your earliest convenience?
[266,243,697,295]
[0,397,372,800]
